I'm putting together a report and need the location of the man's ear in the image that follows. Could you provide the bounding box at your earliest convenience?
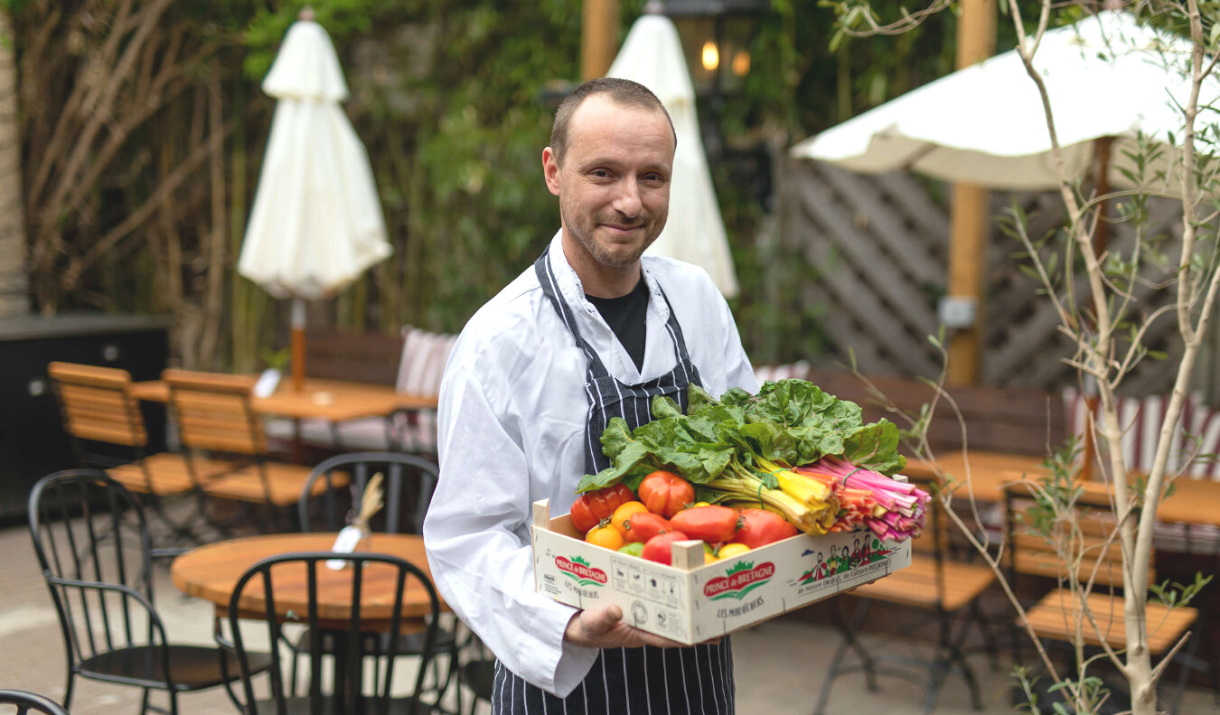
[542,147,561,197]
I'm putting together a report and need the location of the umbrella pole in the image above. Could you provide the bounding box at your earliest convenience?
[291,297,306,392]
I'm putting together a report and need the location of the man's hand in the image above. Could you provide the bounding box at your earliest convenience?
[564,606,692,649]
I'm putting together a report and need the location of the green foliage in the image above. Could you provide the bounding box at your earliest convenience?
[1148,572,1212,609]
[1011,665,1111,715]
[237,0,579,334]
[8,0,993,367]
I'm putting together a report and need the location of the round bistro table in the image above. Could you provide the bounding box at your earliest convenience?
[174,532,450,709]
[172,532,446,630]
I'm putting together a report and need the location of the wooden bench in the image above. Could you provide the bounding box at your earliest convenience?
[304,329,402,387]
[268,328,455,454]
[798,369,1066,457]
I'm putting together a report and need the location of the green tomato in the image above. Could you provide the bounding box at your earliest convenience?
[618,542,645,557]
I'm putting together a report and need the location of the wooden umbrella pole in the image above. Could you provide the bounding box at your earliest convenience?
[945,0,997,387]
[1080,135,1115,482]
[291,297,306,393]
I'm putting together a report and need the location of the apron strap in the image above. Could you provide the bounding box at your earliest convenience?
[533,248,612,380]
[656,284,695,368]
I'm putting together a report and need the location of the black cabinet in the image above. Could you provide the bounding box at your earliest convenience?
[0,314,170,521]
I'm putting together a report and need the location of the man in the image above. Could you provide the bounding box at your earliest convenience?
[424,77,757,713]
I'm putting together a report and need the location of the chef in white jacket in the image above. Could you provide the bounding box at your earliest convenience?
[424,77,756,714]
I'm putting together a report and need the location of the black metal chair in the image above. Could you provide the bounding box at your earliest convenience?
[224,551,447,715]
[27,469,271,715]
[293,453,458,705]
[454,624,496,715]
[298,452,437,536]
[0,690,71,715]
[813,473,1000,715]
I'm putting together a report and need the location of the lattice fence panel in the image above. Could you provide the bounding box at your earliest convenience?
[781,159,1187,396]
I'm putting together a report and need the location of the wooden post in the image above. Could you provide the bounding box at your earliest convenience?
[581,0,619,81]
[945,0,997,386]
[1079,136,1115,482]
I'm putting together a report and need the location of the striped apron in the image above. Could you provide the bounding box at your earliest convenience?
[488,248,736,714]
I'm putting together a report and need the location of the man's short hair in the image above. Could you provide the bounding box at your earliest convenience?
[549,77,676,165]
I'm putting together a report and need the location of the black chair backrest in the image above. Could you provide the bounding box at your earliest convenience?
[0,690,71,715]
[299,452,439,534]
[225,552,442,715]
[27,470,173,682]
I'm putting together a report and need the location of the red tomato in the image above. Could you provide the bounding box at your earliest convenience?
[641,531,690,566]
[670,505,739,544]
[732,508,799,548]
[621,512,671,544]
[570,483,635,534]
[638,471,695,518]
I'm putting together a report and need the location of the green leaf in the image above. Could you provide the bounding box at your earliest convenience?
[652,395,684,420]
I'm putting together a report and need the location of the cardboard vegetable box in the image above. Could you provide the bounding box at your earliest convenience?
[531,499,913,645]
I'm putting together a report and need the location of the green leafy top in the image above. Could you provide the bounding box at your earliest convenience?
[725,560,756,576]
[570,555,590,567]
[576,379,907,493]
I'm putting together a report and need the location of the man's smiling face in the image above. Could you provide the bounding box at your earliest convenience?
[544,94,675,273]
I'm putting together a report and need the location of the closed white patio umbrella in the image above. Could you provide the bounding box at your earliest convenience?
[608,10,740,298]
[238,9,391,390]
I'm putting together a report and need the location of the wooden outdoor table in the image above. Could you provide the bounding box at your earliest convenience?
[907,450,1220,528]
[171,532,446,630]
[903,450,1051,502]
[131,377,437,422]
[1076,478,1220,529]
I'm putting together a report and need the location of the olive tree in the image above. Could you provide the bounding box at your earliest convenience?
[825,1,1220,713]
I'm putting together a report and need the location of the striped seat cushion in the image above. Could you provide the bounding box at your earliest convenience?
[753,361,812,386]
[396,326,458,396]
[1063,388,1220,554]
[1061,387,1198,474]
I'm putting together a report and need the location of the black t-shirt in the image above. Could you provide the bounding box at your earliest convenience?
[586,275,649,371]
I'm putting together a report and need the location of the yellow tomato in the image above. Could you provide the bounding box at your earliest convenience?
[703,543,719,563]
[586,523,624,551]
[691,502,712,508]
[610,501,649,538]
[717,543,751,560]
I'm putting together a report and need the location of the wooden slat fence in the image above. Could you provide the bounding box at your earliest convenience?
[780,158,1191,397]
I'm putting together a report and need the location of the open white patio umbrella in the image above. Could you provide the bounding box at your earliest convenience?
[237,10,391,390]
[608,10,740,298]
[791,10,1219,193]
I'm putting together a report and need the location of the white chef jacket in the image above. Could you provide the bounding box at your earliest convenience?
[422,231,758,697]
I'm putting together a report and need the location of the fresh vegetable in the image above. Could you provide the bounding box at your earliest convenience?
[703,543,717,561]
[570,483,635,534]
[585,523,624,551]
[619,542,645,557]
[621,512,671,543]
[638,471,695,518]
[795,457,929,541]
[577,379,906,496]
[609,501,650,538]
[575,379,924,543]
[732,508,799,548]
[716,543,751,560]
[641,531,689,565]
[670,505,739,544]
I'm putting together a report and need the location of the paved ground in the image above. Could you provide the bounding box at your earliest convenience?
[1,520,1214,715]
